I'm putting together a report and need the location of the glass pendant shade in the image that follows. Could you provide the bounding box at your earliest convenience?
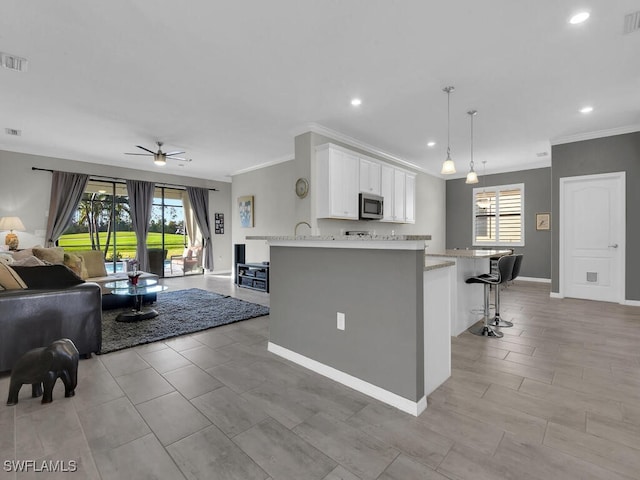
[465,169,478,184]
[441,157,456,174]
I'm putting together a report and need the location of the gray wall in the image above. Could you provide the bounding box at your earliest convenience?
[231,159,297,262]
[269,246,424,401]
[551,131,640,299]
[0,150,233,272]
[446,167,552,279]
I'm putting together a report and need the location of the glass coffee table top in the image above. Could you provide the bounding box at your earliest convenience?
[104,278,168,322]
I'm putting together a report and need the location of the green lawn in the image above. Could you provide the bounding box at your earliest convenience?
[58,232,186,259]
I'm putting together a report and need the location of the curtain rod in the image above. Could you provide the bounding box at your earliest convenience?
[31,167,219,192]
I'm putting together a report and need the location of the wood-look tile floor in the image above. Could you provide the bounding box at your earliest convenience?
[1,277,639,479]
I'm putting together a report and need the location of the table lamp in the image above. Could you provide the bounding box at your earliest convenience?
[0,216,26,250]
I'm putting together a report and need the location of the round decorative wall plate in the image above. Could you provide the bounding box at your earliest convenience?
[295,177,309,198]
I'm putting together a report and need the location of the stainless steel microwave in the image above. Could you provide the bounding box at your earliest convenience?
[359,193,384,220]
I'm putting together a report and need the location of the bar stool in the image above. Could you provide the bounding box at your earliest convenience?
[465,255,516,338]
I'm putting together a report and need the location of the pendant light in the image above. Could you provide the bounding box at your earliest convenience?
[440,86,456,174]
[465,110,479,184]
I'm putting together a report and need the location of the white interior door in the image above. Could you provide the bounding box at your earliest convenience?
[560,172,625,302]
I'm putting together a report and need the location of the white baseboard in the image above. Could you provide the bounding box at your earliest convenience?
[550,292,563,299]
[268,342,427,416]
[623,299,640,307]
[517,277,551,284]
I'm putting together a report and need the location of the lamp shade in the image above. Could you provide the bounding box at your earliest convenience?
[440,158,456,175]
[0,216,25,232]
[465,170,479,184]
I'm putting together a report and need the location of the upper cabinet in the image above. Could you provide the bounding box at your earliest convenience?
[359,157,381,195]
[316,143,416,223]
[316,144,359,219]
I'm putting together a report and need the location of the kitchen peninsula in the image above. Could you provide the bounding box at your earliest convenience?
[426,249,512,336]
[247,234,452,416]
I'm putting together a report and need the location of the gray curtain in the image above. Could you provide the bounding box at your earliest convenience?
[126,180,155,272]
[45,171,89,247]
[186,186,214,270]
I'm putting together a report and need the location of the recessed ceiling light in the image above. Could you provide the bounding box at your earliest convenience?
[569,11,590,24]
[427,141,436,147]
[350,98,362,106]
[580,106,594,114]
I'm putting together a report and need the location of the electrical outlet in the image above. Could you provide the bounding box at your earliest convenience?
[337,312,345,330]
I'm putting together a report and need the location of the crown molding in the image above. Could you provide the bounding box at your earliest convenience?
[230,154,294,176]
[291,122,439,176]
[551,124,640,146]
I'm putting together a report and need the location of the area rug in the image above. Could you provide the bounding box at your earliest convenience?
[99,288,269,354]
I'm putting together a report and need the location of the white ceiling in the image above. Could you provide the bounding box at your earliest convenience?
[1,1,639,182]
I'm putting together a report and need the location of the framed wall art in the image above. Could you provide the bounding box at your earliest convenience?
[536,212,550,231]
[238,195,254,228]
[214,213,224,234]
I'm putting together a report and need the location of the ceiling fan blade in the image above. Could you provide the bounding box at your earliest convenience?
[167,156,190,162]
[136,145,156,155]
[125,153,153,156]
[165,151,185,156]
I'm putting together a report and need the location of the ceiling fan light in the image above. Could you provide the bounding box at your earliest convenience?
[465,170,478,184]
[441,157,456,174]
[154,154,167,166]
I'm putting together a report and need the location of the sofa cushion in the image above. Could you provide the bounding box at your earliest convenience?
[32,246,65,264]
[0,263,27,290]
[11,264,85,289]
[63,253,88,279]
[10,248,36,261]
[11,255,46,267]
[75,250,108,278]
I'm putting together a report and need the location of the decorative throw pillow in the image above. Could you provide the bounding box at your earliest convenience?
[0,263,27,290]
[11,264,84,289]
[0,253,14,265]
[63,253,88,279]
[32,247,65,264]
[11,255,46,267]
[10,248,35,261]
[75,250,107,278]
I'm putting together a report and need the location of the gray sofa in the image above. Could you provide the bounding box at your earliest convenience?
[0,282,102,372]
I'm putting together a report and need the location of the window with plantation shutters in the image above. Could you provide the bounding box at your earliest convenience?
[472,183,524,247]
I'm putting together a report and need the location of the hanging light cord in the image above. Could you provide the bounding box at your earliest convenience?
[446,89,451,159]
[469,112,473,169]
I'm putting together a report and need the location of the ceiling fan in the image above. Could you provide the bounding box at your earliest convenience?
[125,141,191,166]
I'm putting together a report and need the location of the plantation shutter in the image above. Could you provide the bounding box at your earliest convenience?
[473,184,524,246]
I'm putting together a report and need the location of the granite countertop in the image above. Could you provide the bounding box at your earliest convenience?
[426,249,512,258]
[246,235,432,241]
[424,259,455,271]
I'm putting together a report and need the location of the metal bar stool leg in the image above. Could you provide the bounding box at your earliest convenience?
[470,283,503,338]
[487,283,513,328]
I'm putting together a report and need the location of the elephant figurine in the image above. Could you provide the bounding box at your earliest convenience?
[6,338,79,406]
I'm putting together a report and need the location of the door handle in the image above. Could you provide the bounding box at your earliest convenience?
[608,244,619,248]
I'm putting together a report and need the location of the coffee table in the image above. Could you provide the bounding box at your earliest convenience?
[103,278,168,322]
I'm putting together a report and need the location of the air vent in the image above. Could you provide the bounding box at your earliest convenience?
[536,152,549,157]
[624,11,640,34]
[5,128,21,136]
[0,52,28,72]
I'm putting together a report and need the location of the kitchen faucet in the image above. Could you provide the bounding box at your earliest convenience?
[294,221,311,236]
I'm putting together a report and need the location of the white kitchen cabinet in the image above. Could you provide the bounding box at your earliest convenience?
[380,167,416,223]
[316,144,359,219]
[405,173,416,224]
[359,157,381,195]
[380,164,395,222]
[393,169,406,222]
